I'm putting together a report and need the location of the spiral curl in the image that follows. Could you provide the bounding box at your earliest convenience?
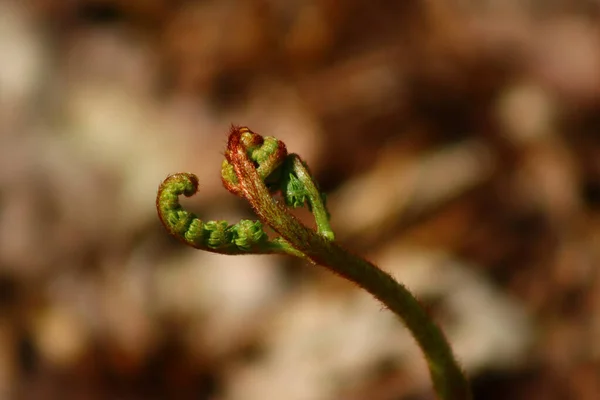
[157,126,333,254]
[223,127,331,223]
[221,126,288,192]
[157,173,270,254]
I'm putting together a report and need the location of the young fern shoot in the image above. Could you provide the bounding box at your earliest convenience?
[156,126,471,400]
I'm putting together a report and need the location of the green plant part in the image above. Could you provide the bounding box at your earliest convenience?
[156,172,298,256]
[157,126,472,400]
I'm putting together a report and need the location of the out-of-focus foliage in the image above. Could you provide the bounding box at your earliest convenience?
[0,0,599,399]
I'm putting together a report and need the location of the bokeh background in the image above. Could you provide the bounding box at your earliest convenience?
[1,0,599,399]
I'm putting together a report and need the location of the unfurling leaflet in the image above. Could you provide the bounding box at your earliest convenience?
[157,173,270,254]
[157,126,330,256]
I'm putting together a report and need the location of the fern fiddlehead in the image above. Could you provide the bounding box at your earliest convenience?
[156,173,271,254]
[158,126,319,257]
[220,126,334,240]
[156,126,471,400]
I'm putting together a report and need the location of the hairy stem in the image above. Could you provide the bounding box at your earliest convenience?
[226,130,471,400]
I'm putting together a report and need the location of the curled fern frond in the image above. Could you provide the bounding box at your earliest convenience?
[222,126,334,240]
[156,126,471,400]
[157,173,276,254]
[221,126,288,192]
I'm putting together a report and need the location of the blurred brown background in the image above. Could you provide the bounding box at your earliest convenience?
[0,0,599,399]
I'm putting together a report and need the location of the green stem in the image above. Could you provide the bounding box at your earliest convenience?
[227,131,471,400]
